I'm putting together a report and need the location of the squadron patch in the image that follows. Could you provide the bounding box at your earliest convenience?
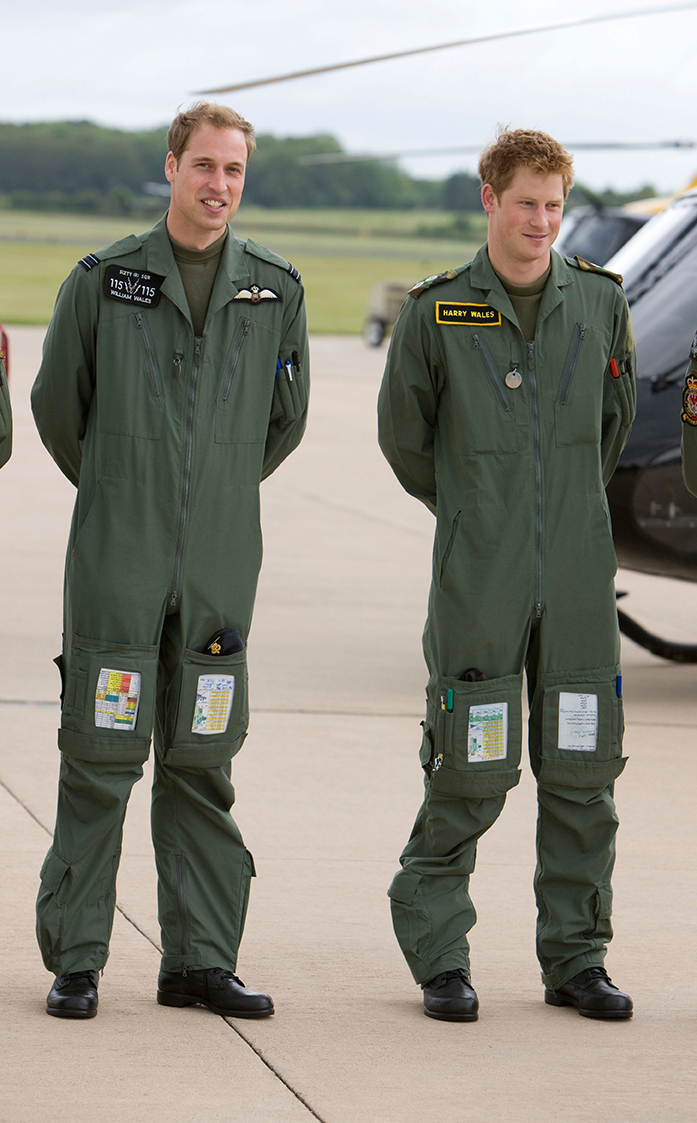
[103,265,164,308]
[233,285,282,304]
[682,371,697,426]
[436,302,501,326]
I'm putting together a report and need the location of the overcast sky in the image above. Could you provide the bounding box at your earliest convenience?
[4,0,697,193]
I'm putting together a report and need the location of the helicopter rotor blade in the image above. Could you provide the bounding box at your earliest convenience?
[198,3,697,95]
[297,140,697,166]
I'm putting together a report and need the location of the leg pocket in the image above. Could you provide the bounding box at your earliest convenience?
[429,673,524,798]
[59,635,159,764]
[164,646,249,768]
[537,664,626,786]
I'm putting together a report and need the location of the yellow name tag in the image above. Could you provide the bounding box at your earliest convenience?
[436,302,501,326]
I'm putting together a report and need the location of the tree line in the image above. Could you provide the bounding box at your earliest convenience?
[0,121,653,214]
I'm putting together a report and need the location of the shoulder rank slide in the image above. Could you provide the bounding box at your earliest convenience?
[78,253,100,271]
[573,256,624,286]
[408,269,458,300]
[287,263,301,283]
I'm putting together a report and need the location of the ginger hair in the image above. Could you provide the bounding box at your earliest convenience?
[478,128,574,199]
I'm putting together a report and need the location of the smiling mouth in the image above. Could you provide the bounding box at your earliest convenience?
[202,199,225,210]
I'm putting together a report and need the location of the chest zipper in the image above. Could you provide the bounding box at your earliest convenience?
[221,319,250,402]
[528,341,543,619]
[169,337,201,610]
[135,312,162,397]
[559,323,586,405]
[473,333,511,413]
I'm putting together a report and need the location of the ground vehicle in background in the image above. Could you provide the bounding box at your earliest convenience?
[364,281,414,346]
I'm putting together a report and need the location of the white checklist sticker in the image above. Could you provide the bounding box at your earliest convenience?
[95,668,141,731]
[468,702,508,763]
[192,674,235,735]
[558,692,598,751]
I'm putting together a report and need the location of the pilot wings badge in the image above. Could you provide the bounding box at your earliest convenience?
[233,284,282,304]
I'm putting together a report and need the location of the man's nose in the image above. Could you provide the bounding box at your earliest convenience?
[207,167,227,194]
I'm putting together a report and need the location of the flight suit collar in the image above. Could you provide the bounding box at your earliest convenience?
[468,244,575,332]
[140,215,251,328]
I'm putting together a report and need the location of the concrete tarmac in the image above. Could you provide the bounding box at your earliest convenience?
[1,327,696,1123]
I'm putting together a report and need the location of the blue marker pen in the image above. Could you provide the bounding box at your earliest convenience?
[275,358,282,379]
[616,675,622,697]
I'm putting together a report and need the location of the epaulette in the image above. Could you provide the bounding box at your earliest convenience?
[77,234,143,272]
[569,256,624,286]
[245,239,301,283]
[408,268,459,299]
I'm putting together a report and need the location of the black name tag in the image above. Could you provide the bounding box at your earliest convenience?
[103,265,165,308]
[436,302,501,326]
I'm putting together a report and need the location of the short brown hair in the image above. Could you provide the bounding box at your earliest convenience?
[167,101,256,163]
[478,128,574,199]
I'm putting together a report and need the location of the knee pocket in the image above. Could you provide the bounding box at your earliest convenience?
[162,646,249,769]
[59,635,159,764]
[536,665,626,789]
[424,672,523,798]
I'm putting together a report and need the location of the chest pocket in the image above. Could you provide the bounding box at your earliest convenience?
[215,318,279,444]
[443,333,518,455]
[554,323,608,447]
[96,312,164,439]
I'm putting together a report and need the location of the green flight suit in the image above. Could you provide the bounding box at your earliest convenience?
[32,215,308,976]
[680,331,697,496]
[378,246,635,990]
[0,348,11,468]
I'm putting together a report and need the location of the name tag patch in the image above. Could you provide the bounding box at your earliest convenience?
[103,265,164,308]
[436,302,501,326]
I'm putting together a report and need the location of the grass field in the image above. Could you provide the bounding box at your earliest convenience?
[0,207,487,331]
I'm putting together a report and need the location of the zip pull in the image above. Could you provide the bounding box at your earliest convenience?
[172,353,183,379]
[194,337,202,357]
[527,341,535,370]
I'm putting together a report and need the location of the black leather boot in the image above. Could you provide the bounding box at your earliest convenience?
[157,968,274,1018]
[422,968,479,1022]
[46,970,99,1019]
[545,966,633,1019]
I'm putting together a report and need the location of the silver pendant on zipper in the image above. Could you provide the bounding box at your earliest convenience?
[505,368,522,389]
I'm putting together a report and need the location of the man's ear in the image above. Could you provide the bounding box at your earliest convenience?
[164,151,177,184]
[481,183,497,215]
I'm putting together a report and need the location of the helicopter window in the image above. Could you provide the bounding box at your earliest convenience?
[557,215,644,267]
[607,193,697,291]
[622,219,697,384]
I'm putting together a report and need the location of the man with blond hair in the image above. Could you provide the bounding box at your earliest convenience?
[33,102,308,1019]
[379,129,635,1021]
